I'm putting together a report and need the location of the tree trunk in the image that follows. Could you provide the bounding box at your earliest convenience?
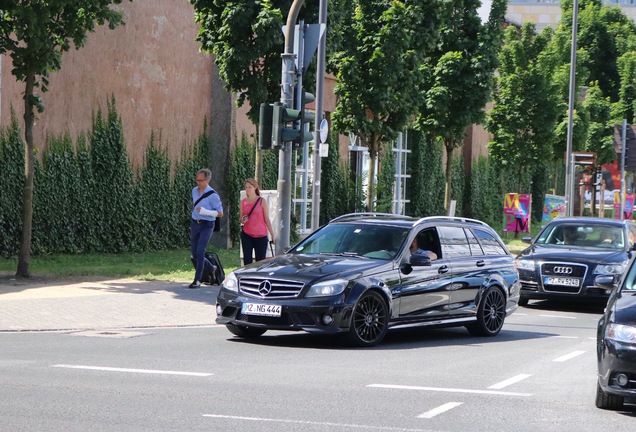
[255,147,263,185]
[17,73,36,278]
[444,142,453,213]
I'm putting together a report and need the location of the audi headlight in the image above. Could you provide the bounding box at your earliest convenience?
[594,263,626,274]
[515,258,535,271]
[306,279,348,297]
[222,272,238,292]
[606,323,636,343]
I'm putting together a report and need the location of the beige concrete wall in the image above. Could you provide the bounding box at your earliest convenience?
[0,1,214,166]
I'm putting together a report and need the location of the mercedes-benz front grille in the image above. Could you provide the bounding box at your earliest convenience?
[239,277,305,298]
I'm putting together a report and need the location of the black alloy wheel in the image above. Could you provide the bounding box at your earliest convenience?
[467,287,506,336]
[346,290,388,347]
[226,324,267,338]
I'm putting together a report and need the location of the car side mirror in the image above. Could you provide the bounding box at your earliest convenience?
[522,236,532,244]
[594,275,616,291]
[410,253,432,266]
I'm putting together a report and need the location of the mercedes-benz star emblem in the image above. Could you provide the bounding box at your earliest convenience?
[553,266,573,275]
[258,280,272,296]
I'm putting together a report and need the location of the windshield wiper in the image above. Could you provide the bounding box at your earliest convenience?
[320,252,363,257]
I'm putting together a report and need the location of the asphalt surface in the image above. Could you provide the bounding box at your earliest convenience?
[0,275,220,332]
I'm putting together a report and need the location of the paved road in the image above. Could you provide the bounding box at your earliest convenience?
[0,275,220,332]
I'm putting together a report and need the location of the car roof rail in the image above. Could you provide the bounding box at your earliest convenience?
[330,212,412,223]
[414,216,489,227]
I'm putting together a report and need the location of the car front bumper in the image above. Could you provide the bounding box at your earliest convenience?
[519,268,611,302]
[597,338,636,398]
[215,288,354,333]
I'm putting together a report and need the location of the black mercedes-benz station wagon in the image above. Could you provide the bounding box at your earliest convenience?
[516,217,636,306]
[216,213,520,346]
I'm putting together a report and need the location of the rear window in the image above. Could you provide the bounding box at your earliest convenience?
[473,229,508,256]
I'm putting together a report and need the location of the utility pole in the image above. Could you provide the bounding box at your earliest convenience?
[311,0,328,231]
[275,0,304,255]
[564,0,579,216]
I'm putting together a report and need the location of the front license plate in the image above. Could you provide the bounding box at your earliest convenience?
[544,276,580,287]
[241,303,282,317]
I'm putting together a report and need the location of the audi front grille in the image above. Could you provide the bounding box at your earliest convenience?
[239,277,305,298]
[540,262,588,294]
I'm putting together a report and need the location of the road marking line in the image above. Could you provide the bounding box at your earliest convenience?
[52,364,212,377]
[540,314,576,319]
[367,384,532,397]
[202,414,426,431]
[417,402,463,419]
[553,350,586,362]
[553,336,579,339]
[488,374,532,390]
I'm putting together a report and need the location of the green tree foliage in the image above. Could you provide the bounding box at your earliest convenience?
[487,23,560,190]
[616,51,636,122]
[406,130,445,217]
[329,0,440,211]
[0,114,25,256]
[0,0,130,276]
[465,156,500,226]
[583,83,615,165]
[319,137,352,225]
[190,0,298,124]
[417,0,506,211]
[375,142,395,213]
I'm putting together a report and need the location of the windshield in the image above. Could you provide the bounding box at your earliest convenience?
[535,223,625,250]
[291,223,410,260]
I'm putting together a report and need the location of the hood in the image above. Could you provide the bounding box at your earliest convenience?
[234,253,391,284]
[519,244,628,265]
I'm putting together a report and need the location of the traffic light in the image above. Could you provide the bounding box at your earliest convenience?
[271,91,315,148]
[258,103,274,150]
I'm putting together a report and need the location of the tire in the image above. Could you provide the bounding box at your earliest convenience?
[518,296,529,307]
[595,381,624,410]
[226,324,267,338]
[345,291,389,347]
[467,287,506,337]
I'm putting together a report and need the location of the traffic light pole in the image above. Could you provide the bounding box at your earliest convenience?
[275,0,304,255]
[311,0,327,231]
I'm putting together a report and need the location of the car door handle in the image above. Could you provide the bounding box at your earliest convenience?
[476,260,486,267]
[438,265,449,274]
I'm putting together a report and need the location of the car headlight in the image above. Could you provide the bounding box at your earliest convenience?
[606,323,636,343]
[594,263,626,274]
[515,258,535,270]
[305,279,348,297]
[222,272,238,292]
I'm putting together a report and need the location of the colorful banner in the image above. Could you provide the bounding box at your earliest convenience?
[613,192,635,220]
[542,195,566,226]
[503,193,531,233]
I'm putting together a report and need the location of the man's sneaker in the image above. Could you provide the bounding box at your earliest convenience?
[188,280,201,289]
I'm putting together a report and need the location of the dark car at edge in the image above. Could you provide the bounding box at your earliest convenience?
[516,217,636,306]
[215,213,520,346]
[595,264,636,410]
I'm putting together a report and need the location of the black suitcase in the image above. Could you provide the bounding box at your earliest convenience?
[191,252,225,285]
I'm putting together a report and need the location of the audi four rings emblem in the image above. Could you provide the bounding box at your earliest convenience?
[553,266,573,274]
[258,280,272,296]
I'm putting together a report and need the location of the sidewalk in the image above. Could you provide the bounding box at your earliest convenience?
[0,275,220,332]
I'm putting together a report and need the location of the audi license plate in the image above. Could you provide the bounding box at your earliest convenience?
[544,276,579,287]
[241,303,282,317]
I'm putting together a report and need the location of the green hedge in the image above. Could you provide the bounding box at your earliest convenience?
[0,100,210,258]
